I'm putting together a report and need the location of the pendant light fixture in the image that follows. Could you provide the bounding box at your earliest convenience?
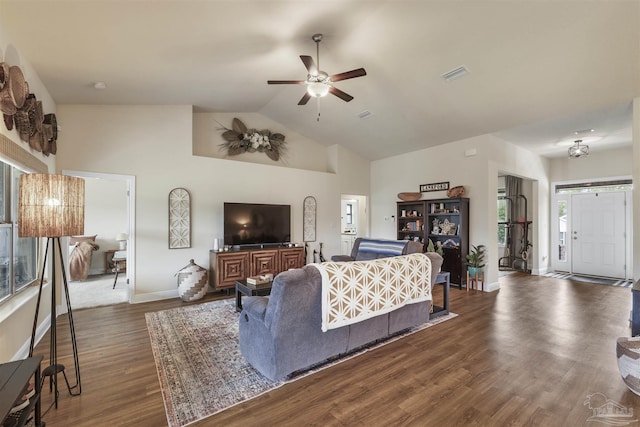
[568,139,589,158]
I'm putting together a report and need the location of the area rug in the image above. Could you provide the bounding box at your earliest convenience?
[145,298,457,427]
[545,272,632,288]
[68,274,128,309]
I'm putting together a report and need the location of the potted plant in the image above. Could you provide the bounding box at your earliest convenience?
[466,244,486,278]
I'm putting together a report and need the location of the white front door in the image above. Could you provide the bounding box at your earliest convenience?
[571,192,626,278]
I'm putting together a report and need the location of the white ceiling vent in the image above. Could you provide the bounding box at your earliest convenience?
[441,66,469,82]
[357,110,374,119]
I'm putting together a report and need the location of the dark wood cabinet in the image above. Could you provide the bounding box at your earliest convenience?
[426,198,469,288]
[211,251,249,289]
[250,250,278,276]
[279,247,305,271]
[210,246,304,290]
[397,197,469,288]
[396,201,427,244]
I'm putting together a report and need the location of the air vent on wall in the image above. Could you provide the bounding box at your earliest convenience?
[441,65,469,82]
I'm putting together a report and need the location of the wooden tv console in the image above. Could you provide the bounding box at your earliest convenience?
[209,246,305,290]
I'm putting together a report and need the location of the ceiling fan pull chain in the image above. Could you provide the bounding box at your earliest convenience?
[317,98,321,122]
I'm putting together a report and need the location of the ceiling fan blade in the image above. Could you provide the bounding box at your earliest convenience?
[298,92,312,105]
[300,55,318,76]
[330,68,367,82]
[267,80,305,85]
[328,86,354,102]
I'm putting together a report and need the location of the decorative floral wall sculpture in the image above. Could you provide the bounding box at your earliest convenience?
[219,118,286,161]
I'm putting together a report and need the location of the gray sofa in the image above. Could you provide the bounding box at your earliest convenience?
[239,252,443,380]
[331,237,424,262]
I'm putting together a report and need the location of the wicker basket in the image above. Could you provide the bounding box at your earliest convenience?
[0,65,28,115]
[447,186,465,198]
[397,192,422,201]
[177,259,209,302]
[14,94,36,141]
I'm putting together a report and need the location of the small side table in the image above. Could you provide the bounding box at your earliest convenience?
[112,257,126,289]
[431,271,450,318]
[235,280,273,312]
[103,249,118,274]
[467,270,484,292]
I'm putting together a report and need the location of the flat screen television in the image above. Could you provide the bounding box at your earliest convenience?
[223,202,291,246]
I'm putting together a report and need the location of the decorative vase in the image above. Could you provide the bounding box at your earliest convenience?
[177,259,208,302]
[468,266,482,278]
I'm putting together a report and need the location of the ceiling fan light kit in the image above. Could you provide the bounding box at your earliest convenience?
[268,33,367,112]
[568,139,589,158]
[307,81,330,98]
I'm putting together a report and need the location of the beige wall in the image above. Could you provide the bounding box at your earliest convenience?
[371,134,550,290]
[193,112,331,172]
[81,177,128,275]
[328,144,371,196]
[56,105,369,301]
[0,24,59,362]
[548,146,633,182]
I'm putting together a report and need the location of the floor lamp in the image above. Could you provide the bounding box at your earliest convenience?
[19,173,85,409]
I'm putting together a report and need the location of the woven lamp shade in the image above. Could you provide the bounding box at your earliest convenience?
[19,174,85,237]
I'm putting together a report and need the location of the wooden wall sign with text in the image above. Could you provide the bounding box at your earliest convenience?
[420,182,450,192]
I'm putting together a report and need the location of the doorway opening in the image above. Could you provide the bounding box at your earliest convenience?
[551,178,632,280]
[340,194,368,256]
[63,170,135,309]
[497,174,535,275]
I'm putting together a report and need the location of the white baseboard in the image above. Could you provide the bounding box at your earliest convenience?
[532,267,549,276]
[13,316,51,361]
[484,281,500,292]
[131,289,180,304]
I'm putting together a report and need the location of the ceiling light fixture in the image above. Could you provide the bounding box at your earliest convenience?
[93,81,106,90]
[568,139,589,158]
[306,80,330,98]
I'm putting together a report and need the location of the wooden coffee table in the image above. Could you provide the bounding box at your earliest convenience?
[235,279,273,312]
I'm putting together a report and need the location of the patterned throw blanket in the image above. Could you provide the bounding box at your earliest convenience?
[357,239,406,256]
[310,253,432,332]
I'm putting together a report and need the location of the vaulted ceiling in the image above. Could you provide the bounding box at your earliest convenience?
[1,1,638,160]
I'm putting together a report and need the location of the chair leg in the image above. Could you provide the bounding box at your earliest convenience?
[112,270,119,289]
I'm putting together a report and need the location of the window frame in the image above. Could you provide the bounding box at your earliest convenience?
[0,159,40,304]
[0,134,49,306]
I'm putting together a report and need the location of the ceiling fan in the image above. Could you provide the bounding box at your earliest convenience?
[267,33,367,106]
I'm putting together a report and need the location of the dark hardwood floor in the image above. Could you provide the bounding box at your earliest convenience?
[33,273,636,426]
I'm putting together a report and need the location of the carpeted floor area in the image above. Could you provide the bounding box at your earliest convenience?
[69,274,128,309]
[145,298,457,427]
[544,271,633,288]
